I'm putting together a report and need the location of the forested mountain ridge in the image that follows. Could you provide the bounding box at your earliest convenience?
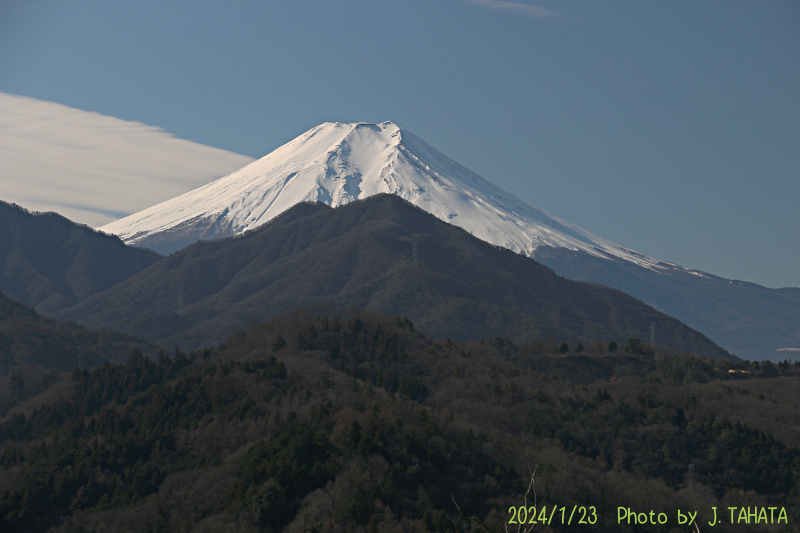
[0,290,155,372]
[0,309,797,532]
[62,194,733,360]
[0,290,155,421]
[0,201,162,314]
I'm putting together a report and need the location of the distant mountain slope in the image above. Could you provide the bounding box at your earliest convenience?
[0,290,154,371]
[67,195,731,359]
[0,201,162,314]
[534,247,800,361]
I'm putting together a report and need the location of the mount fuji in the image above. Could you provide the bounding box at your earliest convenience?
[99,121,799,360]
[99,121,670,269]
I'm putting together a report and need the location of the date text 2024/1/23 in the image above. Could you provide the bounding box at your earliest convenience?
[508,505,597,526]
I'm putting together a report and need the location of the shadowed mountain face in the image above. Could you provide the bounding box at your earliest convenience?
[0,290,154,371]
[533,247,800,361]
[63,195,732,359]
[0,201,163,314]
[94,120,797,362]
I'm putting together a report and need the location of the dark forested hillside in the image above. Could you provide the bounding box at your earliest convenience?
[0,309,796,533]
[0,201,162,314]
[0,290,155,373]
[62,195,731,360]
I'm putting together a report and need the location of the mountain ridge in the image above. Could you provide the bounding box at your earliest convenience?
[69,194,732,360]
[534,246,800,360]
[0,289,155,371]
[96,121,797,360]
[0,201,162,314]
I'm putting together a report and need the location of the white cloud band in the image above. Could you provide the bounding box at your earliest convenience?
[0,93,254,227]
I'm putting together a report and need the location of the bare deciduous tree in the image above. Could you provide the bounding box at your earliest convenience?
[451,465,538,533]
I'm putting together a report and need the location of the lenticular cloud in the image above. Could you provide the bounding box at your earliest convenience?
[0,93,253,227]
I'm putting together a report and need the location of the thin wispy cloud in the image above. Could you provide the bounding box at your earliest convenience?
[0,93,254,228]
[463,0,558,18]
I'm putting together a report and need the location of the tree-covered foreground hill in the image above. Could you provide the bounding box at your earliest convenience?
[0,309,798,532]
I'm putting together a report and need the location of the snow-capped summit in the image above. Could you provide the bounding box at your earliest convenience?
[100,121,666,268]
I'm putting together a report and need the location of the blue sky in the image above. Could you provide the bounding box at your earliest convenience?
[1,0,799,288]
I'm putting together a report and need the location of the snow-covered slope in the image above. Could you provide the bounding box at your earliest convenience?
[99,121,668,268]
